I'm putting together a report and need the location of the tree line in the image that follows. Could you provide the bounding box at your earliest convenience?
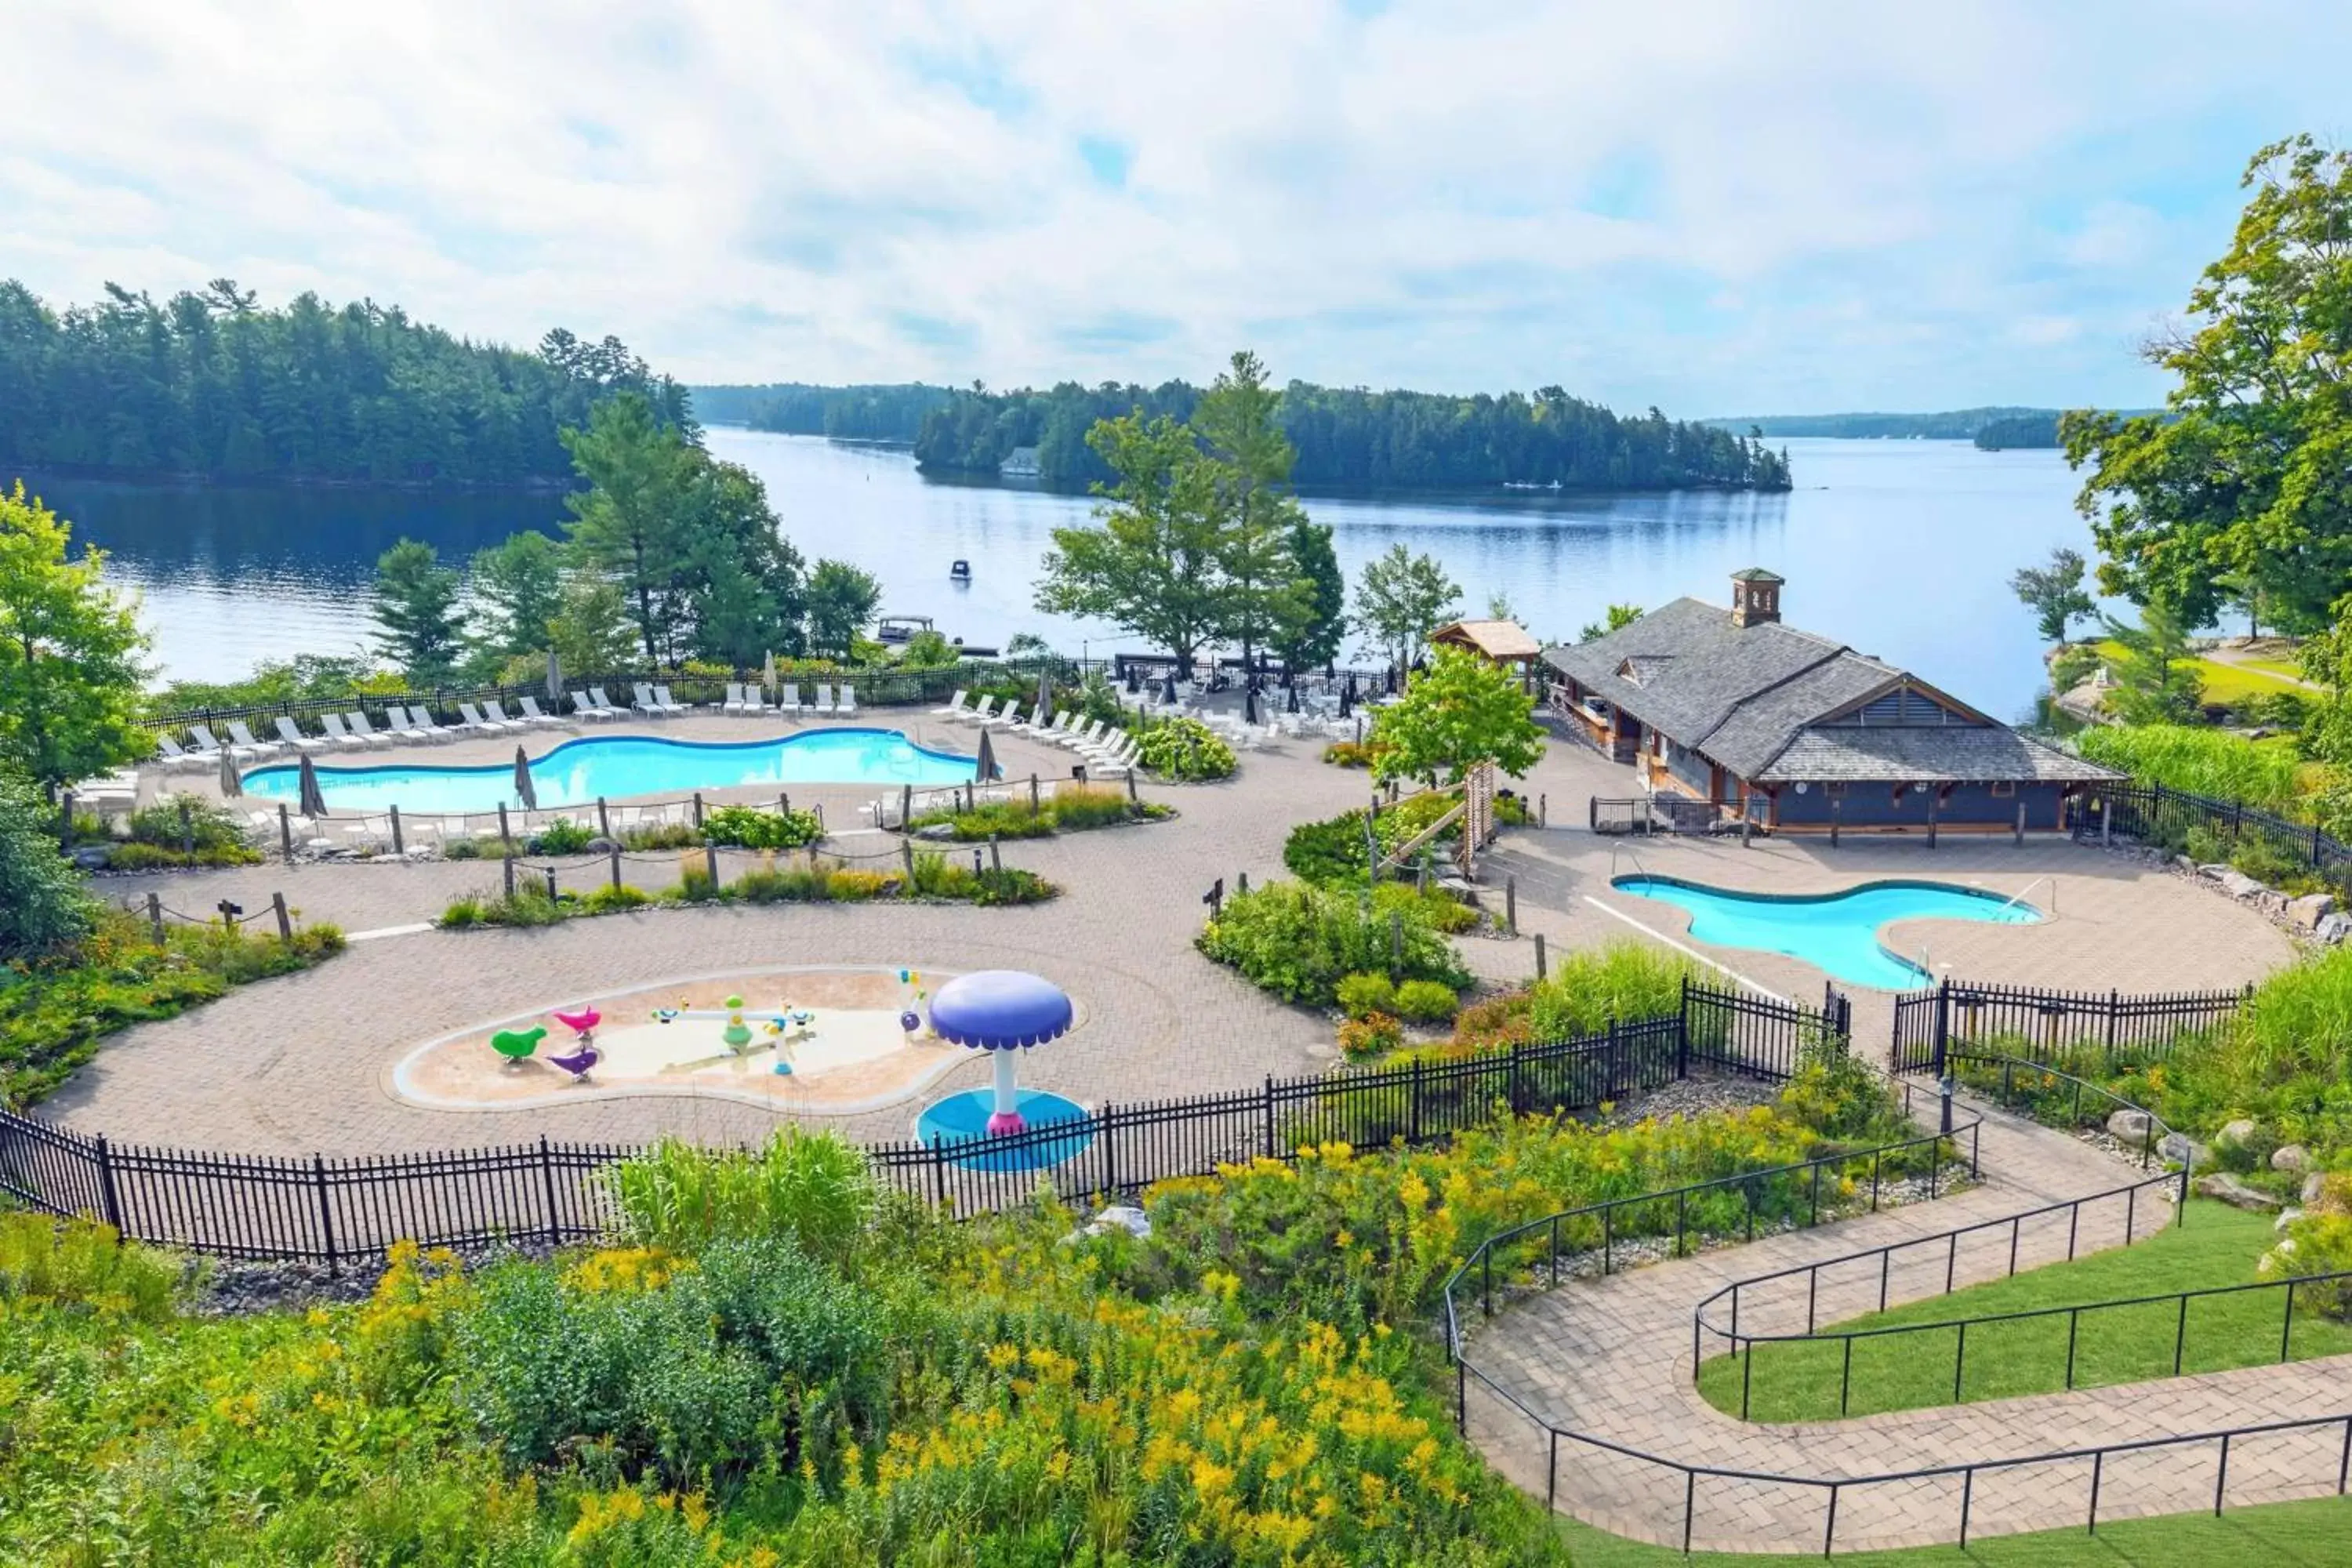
[917,379,1791,493]
[0,280,693,487]
[696,383,953,442]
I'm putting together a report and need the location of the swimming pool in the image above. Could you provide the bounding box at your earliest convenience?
[1610,876,2042,990]
[242,728,976,813]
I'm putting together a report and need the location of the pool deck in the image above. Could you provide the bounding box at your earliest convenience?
[53,710,2300,1155]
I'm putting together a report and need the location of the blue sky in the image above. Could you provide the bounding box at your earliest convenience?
[8,2,2348,414]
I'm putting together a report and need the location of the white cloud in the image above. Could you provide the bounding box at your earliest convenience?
[5,0,2347,412]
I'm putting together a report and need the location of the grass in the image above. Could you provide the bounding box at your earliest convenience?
[2085,641,2306,708]
[1557,1495,2352,1566]
[1696,1201,2352,1421]
[2074,722,2302,811]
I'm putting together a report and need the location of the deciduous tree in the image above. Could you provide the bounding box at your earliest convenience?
[468,531,566,659]
[1371,646,1547,784]
[1352,544,1461,667]
[0,483,148,792]
[2010,546,2096,644]
[1035,413,1225,677]
[805,560,883,659]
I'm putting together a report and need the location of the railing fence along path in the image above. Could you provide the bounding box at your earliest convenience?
[1891,978,2247,1079]
[2072,779,2352,887]
[0,981,1841,1268]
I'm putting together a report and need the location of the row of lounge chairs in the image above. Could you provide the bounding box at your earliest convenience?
[151,697,579,768]
[713,682,858,717]
[924,691,1138,776]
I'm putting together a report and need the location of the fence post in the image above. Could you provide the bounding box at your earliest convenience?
[989,834,1001,874]
[545,865,558,901]
[1237,870,1249,896]
[278,802,294,863]
[1505,876,1518,936]
[1539,792,1547,826]
[694,791,705,828]
[147,891,165,946]
[1534,932,1547,979]
[1410,1057,1424,1143]
[180,797,194,856]
[1263,1076,1276,1158]
[1931,978,1951,1076]
[900,783,913,832]
[902,838,916,878]
[93,1133,124,1232]
[539,1134,563,1243]
[388,804,404,855]
[2015,799,2027,847]
[497,802,511,853]
[1606,1018,1621,1099]
[1676,975,1692,1079]
[705,843,720,890]
[1030,773,1041,813]
[272,891,291,942]
[312,1153,338,1276]
[503,853,517,900]
[1388,911,1405,977]
[928,1133,947,1209]
[597,796,611,838]
[606,846,622,890]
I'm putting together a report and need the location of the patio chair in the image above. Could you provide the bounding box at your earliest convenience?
[317,713,370,750]
[588,686,622,718]
[836,684,857,716]
[931,689,970,720]
[487,698,553,729]
[456,702,511,735]
[1090,740,1141,778]
[631,684,666,720]
[983,703,1023,731]
[570,690,615,723]
[1059,719,1104,752]
[517,695,572,728]
[190,723,261,762]
[373,708,422,744]
[226,720,284,757]
[652,684,690,716]
[811,683,837,715]
[153,734,208,771]
[778,683,803,717]
[272,716,329,753]
[720,681,746,715]
[406,706,458,742]
[343,711,395,747]
[956,695,997,728]
[1018,709,1068,738]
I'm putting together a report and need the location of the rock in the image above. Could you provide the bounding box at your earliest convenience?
[2289,892,2337,929]
[2307,1172,2331,1205]
[2216,870,2267,900]
[2160,1131,2206,1165]
[2198,862,2230,880]
[2176,854,2201,873]
[2217,1118,2259,1148]
[2273,1144,2312,1173]
[1088,1204,1152,1240]
[913,823,957,841]
[2278,1207,2305,1231]
[2107,1108,2154,1142]
[2321,912,2352,945]
[584,836,621,855]
[2256,890,2289,917]
[70,845,113,870]
[2194,1171,2286,1212]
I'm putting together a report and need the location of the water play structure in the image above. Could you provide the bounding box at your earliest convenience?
[924,970,1075,1135]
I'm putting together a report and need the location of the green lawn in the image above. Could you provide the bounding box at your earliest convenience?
[1559,1495,2352,1566]
[2085,641,2304,706]
[1696,1202,2352,1421]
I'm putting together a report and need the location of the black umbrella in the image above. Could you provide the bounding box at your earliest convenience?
[513,745,537,810]
[296,753,328,819]
[974,725,1000,782]
[1163,673,1179,705]
[1287,682,1301,713]
[1244,687,1259,726]
[1385,665,1398,695]
[1125,666,1141,694]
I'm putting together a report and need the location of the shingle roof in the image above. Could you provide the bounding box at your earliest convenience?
[1757,728,2122,784]
[1433,619,1542,659]
[1541,597,1853,748]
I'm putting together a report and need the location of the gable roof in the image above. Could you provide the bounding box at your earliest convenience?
[1432,619,1541,659]
[1758,728,2118,784]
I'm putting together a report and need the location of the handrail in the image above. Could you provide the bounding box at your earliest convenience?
[1994,874,2056,918]
[1919,1047,2181,1169]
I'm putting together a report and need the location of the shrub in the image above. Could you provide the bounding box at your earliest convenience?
[441,835,485,860]
[100,840,261,870]
[580,883,651,915]
[1392,978,1461,1024]
[1375,881,1479,934]
[0,774,94,956]
[604,1128,881,1262]
[909,798,1055,840]
[1197,879,1469,1006]
[905,848,1058,906]
[620,821,701,851]
[1374,790,1460,858]
[1338,1011,1404,1061]
[1321,739,1386,769]
[1045,782,1137,829]
[1495,791,1535,826]
[125,793,253,855]
[2078,724,2299,811]
[702,804,822,850]
[1285,810,1374,886]
[1335,971,1396,1019]
[2049,643,2102,692]
[0,1212,180,1321]
[1526,941,1703,1042]
[527,816,595,855]
[1134,716,1236,781]
[438,893,484,927]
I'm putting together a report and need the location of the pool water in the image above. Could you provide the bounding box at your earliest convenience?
[1611,876,2042,990]
[242,728,975,813]
[916,1088,1095,1171]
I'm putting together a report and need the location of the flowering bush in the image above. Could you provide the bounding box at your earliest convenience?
[1338,1011,1404,1061]
[1133,715,1237,781]
[1199,879,1470,1006]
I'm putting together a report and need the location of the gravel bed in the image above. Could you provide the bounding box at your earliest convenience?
[190,1238,562,1316]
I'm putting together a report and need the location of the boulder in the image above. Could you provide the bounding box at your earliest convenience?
[2106,1108,2154,1143]
[584,836,622,855]
[2216,1117,2259,1148]
[2307,1171,2331,1206]
[2272,1143,2311,1174]
[2256,890,2289,917]
[69,845,112,870]
[2160,1131,2206,1165]
[2216,870,2267,900]
[913,823,957,841]
[2278,1207,2305,1231]
[2193,1171,2285,1212]
[2197,862,2231,880]
[2320,912,2352,945]
[1087,1204,1152,1240]
[2289,892,2337,930]
[2176,855,2202,873]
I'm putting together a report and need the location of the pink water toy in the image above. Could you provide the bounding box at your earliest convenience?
[553,1007,601,1041]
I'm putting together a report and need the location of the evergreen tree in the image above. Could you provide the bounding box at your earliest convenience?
[1194,351,1308,681]
[468,531,566,659]
[372,539,465,684]
[1274,520,1346,673]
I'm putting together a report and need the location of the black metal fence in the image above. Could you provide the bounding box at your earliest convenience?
[1891,978,2245,1078]
[0,982,1842,1266]
[2074,781,2352,890]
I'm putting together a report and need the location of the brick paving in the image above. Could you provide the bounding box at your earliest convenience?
[1459,1091,2352,1552]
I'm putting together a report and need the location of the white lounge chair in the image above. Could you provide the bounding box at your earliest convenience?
[931,689,969,720]
[811,683,837,716]
[570,690,615,723]
[778,683,803,717]
[226,720,283,757]
[1090,740,1140,778]
[956,695,996,728]
[190,724,260,762]
[487,698,552,729]
[341,711,392,747]
[721,682,748,715]
[1018,709,1068,738]
[457,702,512,735]
[153,734,207,771]
[836,684,857,716]
[1080,729,1134,762]
[982,703,1022,730]
[631,684,666,720]
[1059,719,1104,752]
[317,713,370,750]
[588,687,622,719]
[518,695,572,728]
[273,716,328,753]
[406,706,458,742]
[652,684,690,716]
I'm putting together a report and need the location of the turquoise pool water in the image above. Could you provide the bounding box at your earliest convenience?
[1610,877,2042,990]
[916,1088,1094,1171]
[242,728,975,813]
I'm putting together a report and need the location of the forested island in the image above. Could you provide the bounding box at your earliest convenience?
[0,281,692,488]
[1706,405,2153,444]
[1972,412,2061,449]
[703,378,1790,493]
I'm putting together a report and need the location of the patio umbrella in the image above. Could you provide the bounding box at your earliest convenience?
[1244,686,1259,726]
[974,725,1000,782]
[1125,665,1140,695]
[1286,682,1301,713]
[1339,677,1354,718]
[1035,668,1052,723]
[1385,664,1398,695]
[546,646,564,702]
[513,745,538,810]
[762,650,778,699]
[296,753,327,818]
[1163,673,1179,706]
[218,744,242,799]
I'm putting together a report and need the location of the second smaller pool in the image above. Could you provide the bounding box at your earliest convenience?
[1612,877,2042,990]
[916,1088,1095,1171]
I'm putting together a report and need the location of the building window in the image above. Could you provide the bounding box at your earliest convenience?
[1991,781,2016,797]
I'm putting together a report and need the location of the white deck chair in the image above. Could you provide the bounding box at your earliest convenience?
[317,713,369,750]
[811,683,836,715]
[956,695,996,728]
[587,687,622,719]
[153,734,207,771]
[570,690,615,723]
[517,695,571,728]
[931,689,969,719]
[456,702,510,735]
[984,703,1025,731]
[376,708,424,744]
[778,683,803,717]
[273,716,328,753]
[487,698,550,729]
[406,706,458,742]
[836,684,857,716]
[631,684,665,720]
[1059,719,1104,752]
[190,723,259,762]
[343,711,394,747]
[1018,709,1068,738]
[1090,740,1139,777]
[226,720,283,757]
[721,681,746,714]
[652,684,689,715]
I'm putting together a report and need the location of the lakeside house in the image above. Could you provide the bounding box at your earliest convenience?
[1540,569,2117,833]
[998,446,1042,479]
[1431,619,1543,687]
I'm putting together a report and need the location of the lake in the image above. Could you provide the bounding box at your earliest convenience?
[30,433,2097,720]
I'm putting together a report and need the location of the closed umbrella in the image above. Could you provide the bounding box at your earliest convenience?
[513,746,538,810]
[546,646,564,703]
[1286,682,1301,713]
[762,650,778,701]
[219,743,242,799]
[1244,686,1259,726]
[1162,672,1178,706]
[296,753,327,818]
[1340,676,1355,718]
[974,725,1000,782]
[1036,668,1052,724]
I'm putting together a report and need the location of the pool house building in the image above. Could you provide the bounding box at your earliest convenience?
[1540,570,2118,834]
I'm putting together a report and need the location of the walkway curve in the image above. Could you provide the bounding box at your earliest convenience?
[1457,1089,2352,1552]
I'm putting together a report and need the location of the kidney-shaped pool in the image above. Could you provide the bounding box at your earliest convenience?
[1611,876,2042,990]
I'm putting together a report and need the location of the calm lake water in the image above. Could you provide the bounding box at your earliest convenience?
[31,433,2096,719]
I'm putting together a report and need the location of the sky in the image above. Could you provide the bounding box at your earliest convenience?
[9,2,2348,416]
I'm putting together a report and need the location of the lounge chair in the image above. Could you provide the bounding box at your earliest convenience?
[190,723,260,762]
[721,682,748,715]
[317,713,370,750]
[811,683,836,716]
[517,695,572,728]
[982,703,1022,730]
[836,684,856,716]
[588,687,622,718]
[273,716,328,753]
[1018,709,1067,738]
[570,690,615,723]
[931,690,970,720]
[226,720,284,757]
[343,711,394,747]
[1080,729,1134,762]
[1059,719,1104,752]
[487,698,553,729]
[406,706,458,742]
[376,709,421,744]
[153,734,207,771]
[652,684,690,716]
[778,683,803,717]
[631,684,666,720]
[956,695,996,728]
[456,702,512,735]
[1090,740,1140,778]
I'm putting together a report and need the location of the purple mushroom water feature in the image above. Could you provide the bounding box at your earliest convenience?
[926,970,1073,1135]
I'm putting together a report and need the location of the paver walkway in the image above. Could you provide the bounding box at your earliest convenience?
[1460,1093,2352,1552]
